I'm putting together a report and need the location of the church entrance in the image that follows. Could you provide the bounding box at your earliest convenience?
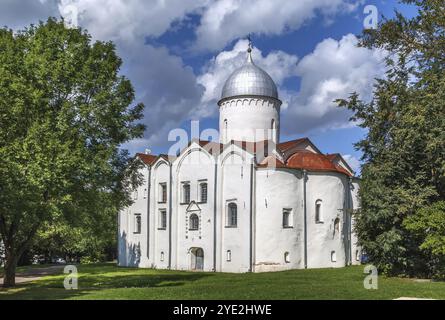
[191,248,204,271]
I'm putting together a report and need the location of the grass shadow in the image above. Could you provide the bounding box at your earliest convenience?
[0,264,214,300]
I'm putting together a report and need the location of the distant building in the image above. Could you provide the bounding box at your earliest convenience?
[118,44,361,272]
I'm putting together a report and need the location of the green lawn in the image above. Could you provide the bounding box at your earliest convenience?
[1,263,444,300]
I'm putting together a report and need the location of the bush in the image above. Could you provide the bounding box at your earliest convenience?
[404,202,445,279]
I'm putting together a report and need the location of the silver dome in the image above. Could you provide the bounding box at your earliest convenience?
[220,50,278,102]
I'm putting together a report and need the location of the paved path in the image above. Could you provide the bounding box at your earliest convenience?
[0,265,65,285]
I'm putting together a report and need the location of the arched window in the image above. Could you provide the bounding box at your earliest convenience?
[134,214,141,234]
[333,217,340,236]
[223,119,228,142]
[226,250,232,262]
[315,200,323,223]
[227,203,237,227]
[331,251,337,262]
[284,252,290,263]
[271,119,276,142]
[189,214,199,231]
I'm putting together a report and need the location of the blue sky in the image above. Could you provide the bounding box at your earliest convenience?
[0,0,419,174]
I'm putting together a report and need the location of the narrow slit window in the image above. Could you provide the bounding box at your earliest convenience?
[134,214,141,234]
[315,200,323,223]
[227,203,237,227]
[200,182,207,203]
[331,251,337,262]
[182,183,190,204]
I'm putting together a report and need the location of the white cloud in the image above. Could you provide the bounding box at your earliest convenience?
[117,43,204,148]
[281,34,386,135]
[0,1,383,153]
[58,0,209,44]
[194,0,362,51]
[343,154,361,173]
[0,0,207,149]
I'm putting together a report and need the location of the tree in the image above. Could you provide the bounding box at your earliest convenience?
[404,202,445,279]
[337,0,445,277]
[0,19,145,287]
[31,191,120,264]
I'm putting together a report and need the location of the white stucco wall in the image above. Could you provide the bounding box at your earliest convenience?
[118,166,149,267]
[118,147,361,273]
[254,168,304,272]
[173,147,216,272]
[305,172,348,268]
[218,146,253,272]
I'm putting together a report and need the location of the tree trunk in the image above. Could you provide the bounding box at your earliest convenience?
[2,249,18,288]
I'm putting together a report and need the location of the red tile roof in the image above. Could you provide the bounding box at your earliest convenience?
[135,153,158,165]
[276,138,309,152]
[286,151,351,175]
[325,153,339,161]
[257,155,287,168]
[258,150,352,176]
[136,138,353,176]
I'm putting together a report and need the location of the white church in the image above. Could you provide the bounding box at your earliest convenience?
[118,43,361,272]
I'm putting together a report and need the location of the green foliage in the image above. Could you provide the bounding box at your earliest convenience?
[32,195,117,264]
[404,201,445,279]
[0,18,145,286]
[337,0,445,278]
